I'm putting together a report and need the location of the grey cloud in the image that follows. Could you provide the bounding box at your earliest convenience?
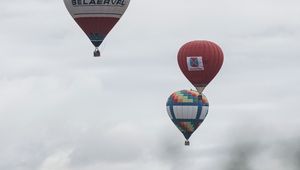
[1,0,300,170]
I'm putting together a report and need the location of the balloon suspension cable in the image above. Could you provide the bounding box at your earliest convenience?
[185,140,190,146]
[198,94,202,101]
[94,47,100,57]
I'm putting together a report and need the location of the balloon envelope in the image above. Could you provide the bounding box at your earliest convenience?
[166,90,209,141]
[177,40,224,93]
[64,0,130,48]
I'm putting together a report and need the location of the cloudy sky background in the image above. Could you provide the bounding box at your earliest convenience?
[0,0,300,170]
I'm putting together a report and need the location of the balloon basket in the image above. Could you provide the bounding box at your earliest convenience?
[185,140,190,146]
[94,48,100,57]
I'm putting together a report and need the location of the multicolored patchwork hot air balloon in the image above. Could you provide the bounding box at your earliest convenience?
[177,40,224,93]
[63,0,130,57]
[166,90,209,146]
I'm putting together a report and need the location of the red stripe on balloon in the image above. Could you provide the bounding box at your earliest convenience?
[74,17,120,36]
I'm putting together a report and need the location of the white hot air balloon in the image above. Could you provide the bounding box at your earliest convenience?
[64,0,130,57]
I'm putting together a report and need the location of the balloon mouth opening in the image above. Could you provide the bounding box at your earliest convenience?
[195,86,206,94]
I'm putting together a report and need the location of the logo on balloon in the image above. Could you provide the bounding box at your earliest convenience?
[72,0,126,6]
[187,57,204,71]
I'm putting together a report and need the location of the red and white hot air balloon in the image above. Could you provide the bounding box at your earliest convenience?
[64,0,130,57]
[177,40,224,93]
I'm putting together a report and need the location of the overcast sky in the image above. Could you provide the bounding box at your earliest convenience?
[1,0,300,170]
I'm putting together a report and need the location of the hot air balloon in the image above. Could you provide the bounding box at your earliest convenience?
[166,90,209,146]
[63,0,130,57]
[177,40,224,93]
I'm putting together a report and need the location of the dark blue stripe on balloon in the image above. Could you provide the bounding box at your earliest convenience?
[171,119,204,122]
[90,40,103,47]
[91,40,103,42]
[88,33,106,47]
[196,101,203,120]
[169,104,176,120]
[166,102,198,106]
